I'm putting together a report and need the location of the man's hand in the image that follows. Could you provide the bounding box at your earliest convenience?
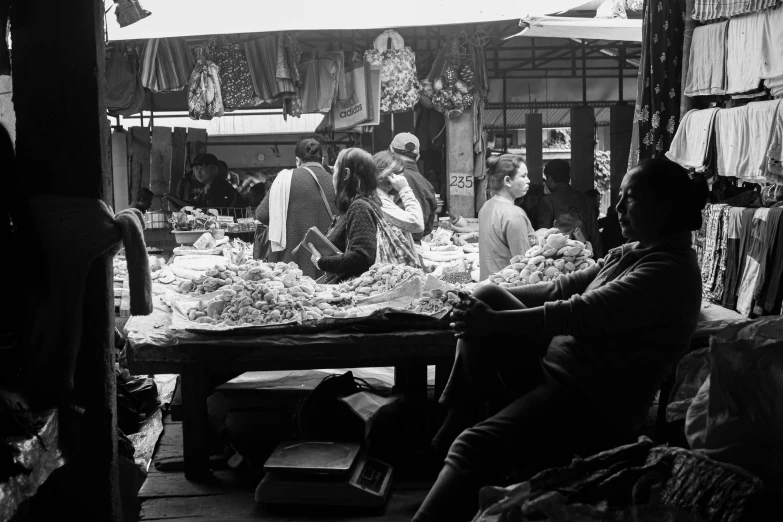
[450,294,499,338]
[388,173,410,192]
[309,243,321,268]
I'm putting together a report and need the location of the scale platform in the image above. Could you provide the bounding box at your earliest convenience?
[255,441,393,508]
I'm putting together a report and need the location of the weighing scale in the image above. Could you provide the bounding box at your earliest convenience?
[255,441,393,508]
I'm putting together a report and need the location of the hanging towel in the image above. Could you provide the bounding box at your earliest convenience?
[24,196,152,394]
[763,100,783,184]
[684,22,728,97]
[725,11,766,95]
[140,37,194,93]
[268,169,294,252]
[692,0,781,22]
[714,100,780,183]
[665,108,719,170]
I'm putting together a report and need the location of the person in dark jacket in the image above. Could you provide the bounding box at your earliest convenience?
[130,188,154,214]
[256,138,338,279]
[538,160,603,257]
[390,133,438,242]
[413,159,709,522]
[310,148,379,283]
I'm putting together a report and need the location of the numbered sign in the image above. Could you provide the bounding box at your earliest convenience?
[449,173,474,196]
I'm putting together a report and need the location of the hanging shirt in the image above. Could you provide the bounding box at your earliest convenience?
[479,195,536,281]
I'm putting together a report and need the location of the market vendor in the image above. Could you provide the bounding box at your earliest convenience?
[166,153,243,210]
[413,158,708,522]
[478,155,537,281]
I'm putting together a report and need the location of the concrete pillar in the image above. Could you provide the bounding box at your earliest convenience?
[446,108,476,218]
[610,105,635,208]
[570,107,595,193]
[525,113,543,185]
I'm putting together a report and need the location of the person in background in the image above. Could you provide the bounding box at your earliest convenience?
[390,133,438,242]
[414,158,708,522]
[478,155,536,281]
[310,148,379,283]
[130,188,154,214]
[515,182,545,230]
[599,207,626,252]
[239,175,267,208]
[256,138,338,279]
[166,153,242,210]
[538,160,603,257]
[373,151,424,261]
[585,188,602,217]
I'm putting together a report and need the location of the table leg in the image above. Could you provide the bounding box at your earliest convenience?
[180,365,212,481]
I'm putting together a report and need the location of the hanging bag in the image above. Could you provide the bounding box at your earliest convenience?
[331,53,372,130]
[364,30,419,114]
[369,205,422,268]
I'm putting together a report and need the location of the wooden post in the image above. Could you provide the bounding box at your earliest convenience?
[610,105,634,208]
[169,128,188,200]
[680,0,697,119]
[446,109,476,219]
[10,1,121,520]
[525,113,543,184]
[111,130,130,211]
[150,126,172,210]
[130,127,150,199]
[570,107,595,193]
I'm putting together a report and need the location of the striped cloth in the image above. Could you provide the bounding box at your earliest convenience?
[244,36,295,103]
[140,38,194,93]
[692,0,781,22]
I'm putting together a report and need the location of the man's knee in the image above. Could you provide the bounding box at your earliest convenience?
[473,284,511,309]
[445,423,503,474]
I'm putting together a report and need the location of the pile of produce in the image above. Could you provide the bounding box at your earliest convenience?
[488,229,597,288]
[181,261,357,326]
[406,289,460,315]
[440,271,473,286]
[113,258,128,280]
[339,263,426,298]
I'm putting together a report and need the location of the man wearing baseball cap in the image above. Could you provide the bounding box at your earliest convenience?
[390,133,438,242]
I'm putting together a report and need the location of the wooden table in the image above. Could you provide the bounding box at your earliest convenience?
[125,302,456,479]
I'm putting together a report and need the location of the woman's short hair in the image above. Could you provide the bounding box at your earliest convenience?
[334,148,378,214]
[634,158,709,234]
[372,150,405,185]
[295,137,323,163]
[486,154,526,192]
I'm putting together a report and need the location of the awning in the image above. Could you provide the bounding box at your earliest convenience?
[106,0,593,41]
[509,16,643,42]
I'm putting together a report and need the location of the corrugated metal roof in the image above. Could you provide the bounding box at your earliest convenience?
[483,107,611,129]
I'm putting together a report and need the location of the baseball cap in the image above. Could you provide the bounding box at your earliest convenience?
[192,153,220,167]
[390,133,420,155]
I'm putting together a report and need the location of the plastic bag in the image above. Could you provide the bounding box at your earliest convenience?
[684,316,783,485]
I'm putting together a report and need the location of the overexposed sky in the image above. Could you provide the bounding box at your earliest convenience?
[106,0,594,41]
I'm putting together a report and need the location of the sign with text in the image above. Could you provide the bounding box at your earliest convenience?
[449,173,474,196]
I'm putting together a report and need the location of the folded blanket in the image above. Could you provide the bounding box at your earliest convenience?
[714,100,780,183]
[665,108,719,170]
[684,22,728,97]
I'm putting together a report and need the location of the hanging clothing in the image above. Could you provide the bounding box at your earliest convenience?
[692,0,781,22]
[756,207,783,314]
[106,42,147,117]
[299,53,340,113]
[702,204,730,302]
[244,36,292,102]
[762,98,783,184]
[722,207,757,311]
[725,11,765,96]
[714,100,780,183]
[187,51,224,120]
[207,35,261,109]
[665,108,719,170]
[736,208,782,316]
[684,22,728,97]
[139,38,194,93]
[629,0,685,168]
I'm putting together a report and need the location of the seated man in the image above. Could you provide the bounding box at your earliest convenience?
[167,154,243,210]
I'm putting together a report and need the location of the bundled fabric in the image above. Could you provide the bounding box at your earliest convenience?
[692,0,781,22]
[761,100,783,183]
[684,22,728,97]
[207,35,261,109]
[364,30,419,114]
[244,36,295,103]
[701,204,730,302]
[23,196,151,394]
[665,108,719,170]
[472,437,765,522]
[105,42,147,117]
[188,47,224,120]
[713,99,781,183]
[685,316,783,487]
[139,38,194,93]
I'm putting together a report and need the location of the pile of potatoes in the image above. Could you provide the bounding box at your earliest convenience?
[488,229,597,288]
[113,258,128,280]
[185,261,360,326]
[406,289,461,315]
[340,263,425,298]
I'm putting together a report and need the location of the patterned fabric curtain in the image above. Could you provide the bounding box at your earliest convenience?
[629,0,686,168]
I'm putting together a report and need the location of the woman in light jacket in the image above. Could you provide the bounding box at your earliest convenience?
[373,151,423,261]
